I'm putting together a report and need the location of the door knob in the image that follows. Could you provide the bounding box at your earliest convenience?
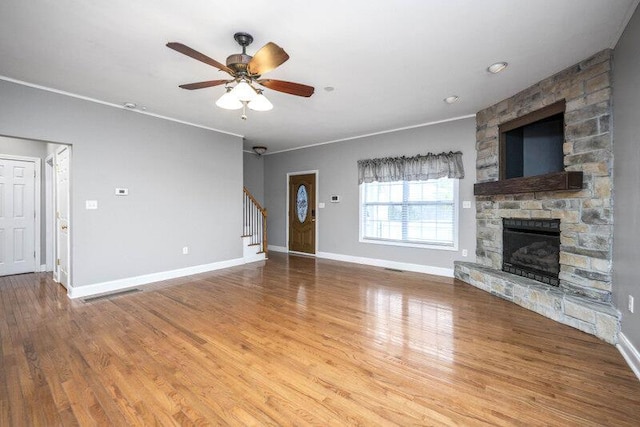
[61,225,68,230]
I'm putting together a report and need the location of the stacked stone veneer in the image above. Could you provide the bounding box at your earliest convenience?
[454,49,620,344]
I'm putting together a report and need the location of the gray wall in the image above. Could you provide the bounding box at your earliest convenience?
[243,151,264,205]
[264,117,476,271]
[0,80,243,288]
[613,6,640,349]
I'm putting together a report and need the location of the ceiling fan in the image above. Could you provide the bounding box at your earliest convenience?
[167,32,314,118]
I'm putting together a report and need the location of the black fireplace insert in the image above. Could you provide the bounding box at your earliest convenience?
[502,218,560,286]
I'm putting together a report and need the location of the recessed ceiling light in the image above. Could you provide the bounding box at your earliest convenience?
[487,62,508,74]
[444,96,459,104]
[123,102,137,109]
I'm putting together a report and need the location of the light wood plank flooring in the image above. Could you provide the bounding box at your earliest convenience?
[1,253,639,425]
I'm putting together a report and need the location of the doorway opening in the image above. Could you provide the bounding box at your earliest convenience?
[0,135,71,289]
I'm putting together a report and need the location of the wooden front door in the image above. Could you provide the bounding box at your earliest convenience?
[288,173,316,254]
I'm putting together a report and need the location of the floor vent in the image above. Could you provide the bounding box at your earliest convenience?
[83,288,141,303]
[384,268,404,273]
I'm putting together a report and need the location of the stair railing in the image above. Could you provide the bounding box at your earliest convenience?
[242,187,268,255]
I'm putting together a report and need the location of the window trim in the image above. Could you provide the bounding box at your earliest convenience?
[358,178,459,251]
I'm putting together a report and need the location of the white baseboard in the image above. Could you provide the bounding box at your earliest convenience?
[617,332,640,381]
[68,257,245,299]
[244,253,267,264]
[264,246,453,278]
[316,251,453,278]
[40,264,47,272]
[268,245,288,253]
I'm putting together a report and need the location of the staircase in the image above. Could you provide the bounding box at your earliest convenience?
[242,187,267,263]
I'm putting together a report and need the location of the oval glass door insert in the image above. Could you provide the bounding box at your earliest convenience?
[296,185,308,223]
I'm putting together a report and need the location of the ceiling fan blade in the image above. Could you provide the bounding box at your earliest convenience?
[167,42,234,75]
[258,79,315,97]
[247,42,290,76]
[178,80,229,90]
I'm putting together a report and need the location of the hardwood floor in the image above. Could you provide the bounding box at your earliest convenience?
[1,253,639,426]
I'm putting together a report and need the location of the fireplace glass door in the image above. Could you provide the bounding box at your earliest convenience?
[502,219,560,286]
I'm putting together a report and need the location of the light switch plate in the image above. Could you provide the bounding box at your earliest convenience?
[319,202,326,208]
[115,188,129,196]
[462,201,471,209]
[86,200,98,210]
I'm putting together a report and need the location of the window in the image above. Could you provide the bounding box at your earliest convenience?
[360,178,458,250]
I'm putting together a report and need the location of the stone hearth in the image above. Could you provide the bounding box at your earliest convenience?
[454,49,620,344]
[455,262,619,343]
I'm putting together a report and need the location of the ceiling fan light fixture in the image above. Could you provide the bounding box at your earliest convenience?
[248,91,273,111]
[216,88,243,110]
[252,146,267,156]
[231,79,257,102]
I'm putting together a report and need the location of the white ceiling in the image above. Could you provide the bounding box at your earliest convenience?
[0,0,637,153]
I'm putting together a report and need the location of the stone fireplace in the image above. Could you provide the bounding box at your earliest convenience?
[454,49,620,344]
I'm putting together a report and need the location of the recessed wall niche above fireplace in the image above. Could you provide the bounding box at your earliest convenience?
[473,100,583,196]
[500,101,565,180]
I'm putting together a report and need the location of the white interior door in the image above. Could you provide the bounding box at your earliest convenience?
[55,146,70,288]
[0,158,36,276]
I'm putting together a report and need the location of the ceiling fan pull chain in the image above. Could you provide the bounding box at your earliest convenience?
[241,102,248,121]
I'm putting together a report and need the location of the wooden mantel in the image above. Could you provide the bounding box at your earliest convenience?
[473,171,583,196]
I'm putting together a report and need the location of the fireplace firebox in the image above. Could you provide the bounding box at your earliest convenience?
[502,218,560,286]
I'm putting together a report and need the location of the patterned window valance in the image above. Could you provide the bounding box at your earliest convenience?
[357,151,464,184]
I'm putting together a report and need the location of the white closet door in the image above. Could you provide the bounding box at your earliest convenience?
[0,158,36,276]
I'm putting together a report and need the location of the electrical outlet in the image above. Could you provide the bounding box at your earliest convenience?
[182,246,189,255]
[462,249,468,257]
[629,295,635,313]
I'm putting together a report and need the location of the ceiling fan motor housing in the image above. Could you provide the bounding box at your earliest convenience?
[226,53,252,74]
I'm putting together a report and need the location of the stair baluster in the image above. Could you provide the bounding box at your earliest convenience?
[242,187,268,255]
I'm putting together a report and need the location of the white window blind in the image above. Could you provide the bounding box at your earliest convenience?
[360,178,458,249]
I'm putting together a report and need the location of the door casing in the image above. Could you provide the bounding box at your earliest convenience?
[45,154,54,271]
